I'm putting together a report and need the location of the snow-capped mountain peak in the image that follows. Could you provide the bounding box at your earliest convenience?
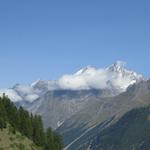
[105,61,144,91]
[107,61,144,81]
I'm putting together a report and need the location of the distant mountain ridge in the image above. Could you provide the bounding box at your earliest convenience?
[0,61,144,103]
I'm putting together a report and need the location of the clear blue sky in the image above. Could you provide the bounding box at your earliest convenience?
[0,0,150,87]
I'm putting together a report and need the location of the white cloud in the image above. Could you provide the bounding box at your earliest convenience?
[58,68,112,90]
[25,94,39,102]
[0,89,22,102]
[14,85,34,95]
[58,62,143,91]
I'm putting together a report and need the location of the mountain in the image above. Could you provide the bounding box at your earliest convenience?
[0,61,145,149]
[59,80,150,149]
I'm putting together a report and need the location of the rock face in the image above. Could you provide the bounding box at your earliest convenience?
[28,89,102,129]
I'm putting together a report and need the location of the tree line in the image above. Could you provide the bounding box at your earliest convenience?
[0,93,63,150]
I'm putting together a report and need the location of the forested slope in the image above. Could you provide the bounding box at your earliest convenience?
[0,94,63,150]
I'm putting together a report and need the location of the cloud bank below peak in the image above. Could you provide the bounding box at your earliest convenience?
[58,61,143,91]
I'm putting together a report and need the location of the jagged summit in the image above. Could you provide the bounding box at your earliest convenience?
[107,61,144,82]
[107,61,126,72]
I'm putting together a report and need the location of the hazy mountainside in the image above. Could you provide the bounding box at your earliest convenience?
[27,89,117,129]
[27,89,101,129]
[59,80,150,149]
[82,105,150,150]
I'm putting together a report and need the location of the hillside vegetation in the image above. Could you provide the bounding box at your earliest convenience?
[0,125,41,150]
[0,94,63,150]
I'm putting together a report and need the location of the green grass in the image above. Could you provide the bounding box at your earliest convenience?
[0,125,42,150]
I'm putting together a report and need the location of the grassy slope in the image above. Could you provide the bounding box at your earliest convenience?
[0,125,42,150]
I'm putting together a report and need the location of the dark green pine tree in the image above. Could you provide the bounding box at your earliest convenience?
[0,97,7,129]
[18,107,33,138]
[53,132,64,150]
[45,127,55,150]
[45,128,64,150]
[32,115,46,147]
